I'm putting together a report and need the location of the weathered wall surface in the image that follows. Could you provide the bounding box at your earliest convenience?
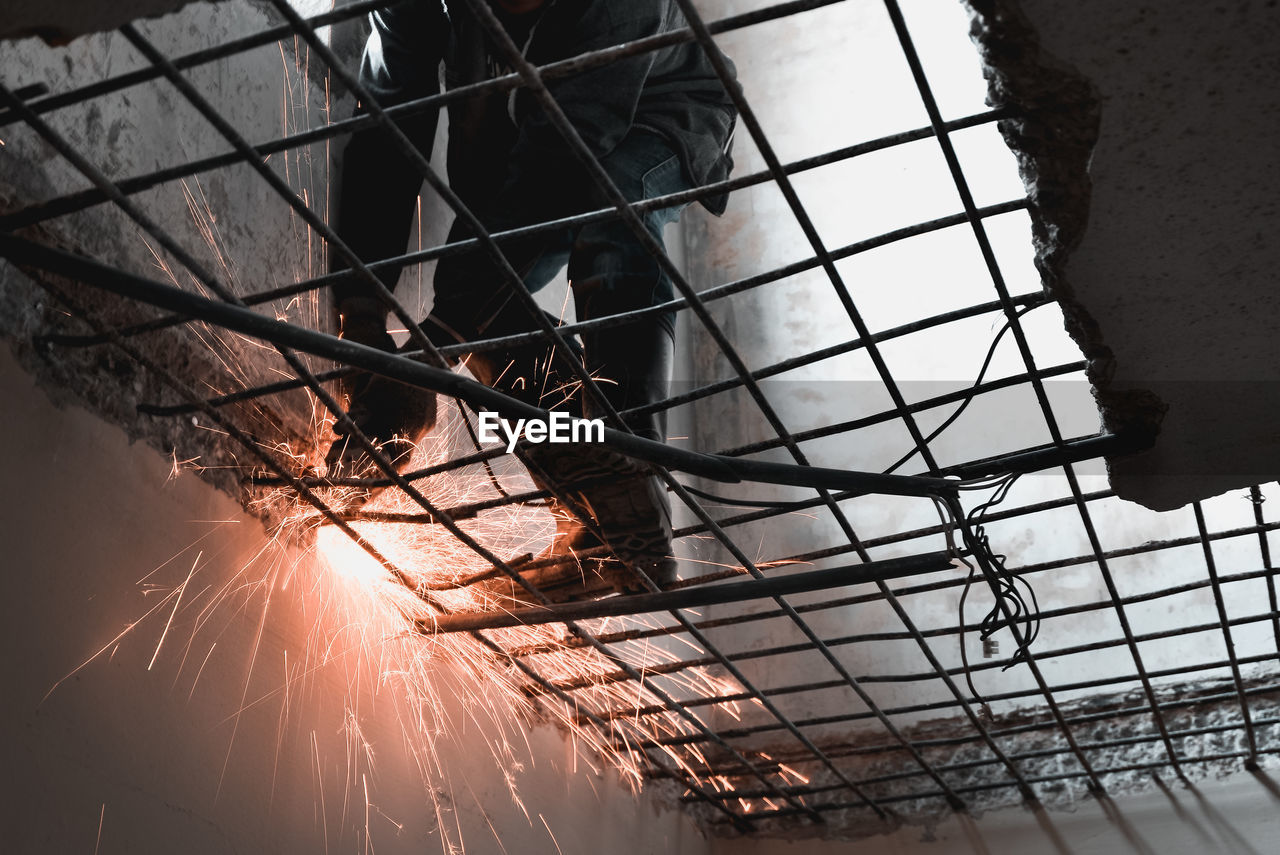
[0,0,213,42]
[0,344,710,854]
[0,1,339,506]
[966,0,1280,511]
[1,9,716,853]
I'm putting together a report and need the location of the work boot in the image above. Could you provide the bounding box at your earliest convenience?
[484,320,678,604]
[522,442,676,601]
[492,503,621,603]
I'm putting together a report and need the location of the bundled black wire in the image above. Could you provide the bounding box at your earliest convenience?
[950,471,1042,719]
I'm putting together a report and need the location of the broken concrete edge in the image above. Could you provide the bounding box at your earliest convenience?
[960,1,1168,485]
[689,671,1280,840]
[0,232,319,534]
[0,0,221,45]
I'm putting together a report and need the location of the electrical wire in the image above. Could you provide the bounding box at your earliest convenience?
[883,302,1044,476]
[950,471,1042,720]
[680,304,1042,509]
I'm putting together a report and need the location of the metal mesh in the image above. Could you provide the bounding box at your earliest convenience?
[1,0,1277,834]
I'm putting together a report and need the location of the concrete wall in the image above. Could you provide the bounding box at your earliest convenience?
[0,0,337,502]
[0,344,709,854]
[1,0,211,43]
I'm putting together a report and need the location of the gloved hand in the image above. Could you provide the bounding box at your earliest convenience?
[324,305,437,482]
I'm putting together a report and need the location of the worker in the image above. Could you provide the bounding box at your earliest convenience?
[326,0,737,599]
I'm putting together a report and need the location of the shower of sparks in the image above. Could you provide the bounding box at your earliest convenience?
[41,27,781,852]
[94,804,105,855]
[248,397,756,828]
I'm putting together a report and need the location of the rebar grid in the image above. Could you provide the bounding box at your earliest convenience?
[2,0,1278,834]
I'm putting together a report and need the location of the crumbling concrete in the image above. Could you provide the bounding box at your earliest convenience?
[710,763,1280,854]
[689,675,1280,840]
[964,0,1280,511]
[0,2,342,515]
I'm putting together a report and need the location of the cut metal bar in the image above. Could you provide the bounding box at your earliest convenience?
[533,559,1280,669]
[428,551,954,633]
[0,233,962,503]
[938,432,1153,479]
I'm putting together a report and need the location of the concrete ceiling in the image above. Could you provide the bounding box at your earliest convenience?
[968,0,1280,510]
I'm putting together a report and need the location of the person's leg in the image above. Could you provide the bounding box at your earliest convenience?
[323,2,449,477]
[495,131,692,601]
[327,213,575,479]
[429,215,580,406]
[570,130,687,435]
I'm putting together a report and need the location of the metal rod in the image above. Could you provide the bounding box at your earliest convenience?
[535,558,1280,670]
[535,597,1280,701]
[1194,501,1260,764]
[0,234,963,498]
[429,551,954,633]
[644,663,1280,770]
[709,360,1085,459]
[1252,485,1280,675]
[628,611,1280,749]
[0,0,852,134]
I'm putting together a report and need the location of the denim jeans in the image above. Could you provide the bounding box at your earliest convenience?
[428,130,690,433]
[432,129,690,346]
